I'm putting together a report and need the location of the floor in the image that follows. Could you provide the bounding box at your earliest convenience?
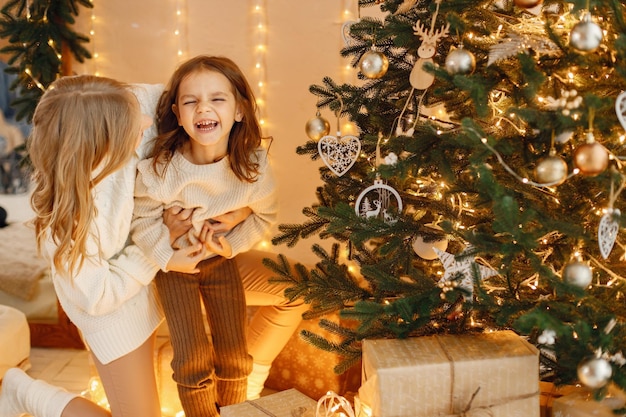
[27,344,92,395]
[8,336,276,417]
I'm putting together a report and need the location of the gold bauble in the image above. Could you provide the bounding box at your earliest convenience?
[305,113,330,141]
[573,142,609,176]
[513,0,542,8]
[534,155,568,185]
[359,50,389,79]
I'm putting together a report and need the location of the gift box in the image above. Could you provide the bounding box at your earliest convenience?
[357,330,540,417]
[221,388,318,417]
[551,384,626,417]
[539,381,580,417]
[265,312,362,400]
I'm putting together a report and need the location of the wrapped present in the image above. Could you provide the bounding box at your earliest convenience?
[221,388,317,417]
[551,384,626,417]
[265,312,362,400]
[357,330,540,417]
[539,382,580,417]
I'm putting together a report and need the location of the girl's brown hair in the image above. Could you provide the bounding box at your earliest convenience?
[28,75,142,276]
[152,55,265,182]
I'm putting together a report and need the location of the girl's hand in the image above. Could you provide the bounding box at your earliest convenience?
[166,243,206,274]
[199,223,233,258]
[207,207,252,234]
[163,206,194,245]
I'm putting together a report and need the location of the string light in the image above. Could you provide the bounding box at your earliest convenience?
[251,0,268,135]
[88,1,100,76]
[174,0,188,62]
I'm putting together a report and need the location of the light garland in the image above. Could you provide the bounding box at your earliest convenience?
[174,0,188,63]
[251,0,268,136]
[88,0,99,76]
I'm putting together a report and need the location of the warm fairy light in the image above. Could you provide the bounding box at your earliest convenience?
[89,1,99,76]
[252,0,269,134]
[174,0,188,61]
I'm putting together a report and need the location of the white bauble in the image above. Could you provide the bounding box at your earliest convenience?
[412,224,449,260]
[562,261,592,288]
[578,357,612,388]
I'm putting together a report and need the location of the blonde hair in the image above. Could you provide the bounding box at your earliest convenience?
[28,75,142,277]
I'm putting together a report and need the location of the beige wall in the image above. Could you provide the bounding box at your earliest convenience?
[5,1,378,264]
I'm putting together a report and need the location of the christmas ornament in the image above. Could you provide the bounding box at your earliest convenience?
[573,132,609,176]
[316,391,356,417]
[355,178,403,223]
[562,260,592,289]
[555,130,573,144]
[410,11,450,90]
[537,329,556,345]
[445,46,476,75]
[513,0,542,8]
[359,49,389,79]
[578,357,612,389]
[569,12,603,53]
[434,245,498,301]
[615,91,626,132]
[412,223,449,260]
[318,133,361,177]
[305,111,331,141]
[534,155,568,186]
[394,0,418,15]
[599,208,620,260]
[488,32,559,66]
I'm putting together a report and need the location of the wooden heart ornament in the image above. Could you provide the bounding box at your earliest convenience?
[318,134,361,176]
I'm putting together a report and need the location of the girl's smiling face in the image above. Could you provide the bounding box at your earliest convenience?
[172,69,243,163]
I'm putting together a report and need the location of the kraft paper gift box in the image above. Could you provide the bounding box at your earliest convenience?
[221,388,318,417]
[265,312,362,401]
[357,330,540,417]
[551,384,626,417]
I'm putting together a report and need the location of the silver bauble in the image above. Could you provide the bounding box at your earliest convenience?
[359,50,389,79]
[578,357,612,389]
[305,113,330,141]
[570,14,603,53]
[534,155,568,185]
[562,261,592,288]
[445,47,476,75]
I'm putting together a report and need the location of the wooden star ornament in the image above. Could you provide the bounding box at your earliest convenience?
[434,246,499,301]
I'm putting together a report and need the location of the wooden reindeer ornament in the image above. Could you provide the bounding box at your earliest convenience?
[396,0,449,136]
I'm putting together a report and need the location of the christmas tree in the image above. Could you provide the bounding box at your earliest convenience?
[0,0,92,123]
[268,0,626,396]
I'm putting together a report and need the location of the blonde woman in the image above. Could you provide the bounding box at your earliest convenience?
[0,75,206,417]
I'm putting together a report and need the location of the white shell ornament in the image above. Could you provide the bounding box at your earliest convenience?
[355,179,403,224]
[318,133,361,177]
[599,208,620,259]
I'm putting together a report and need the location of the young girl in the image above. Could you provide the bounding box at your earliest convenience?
[131,55,308,416]
[0,75,217,417]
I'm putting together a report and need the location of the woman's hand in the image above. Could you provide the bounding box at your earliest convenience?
[163,206,194,245]
[206,206,252,234]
